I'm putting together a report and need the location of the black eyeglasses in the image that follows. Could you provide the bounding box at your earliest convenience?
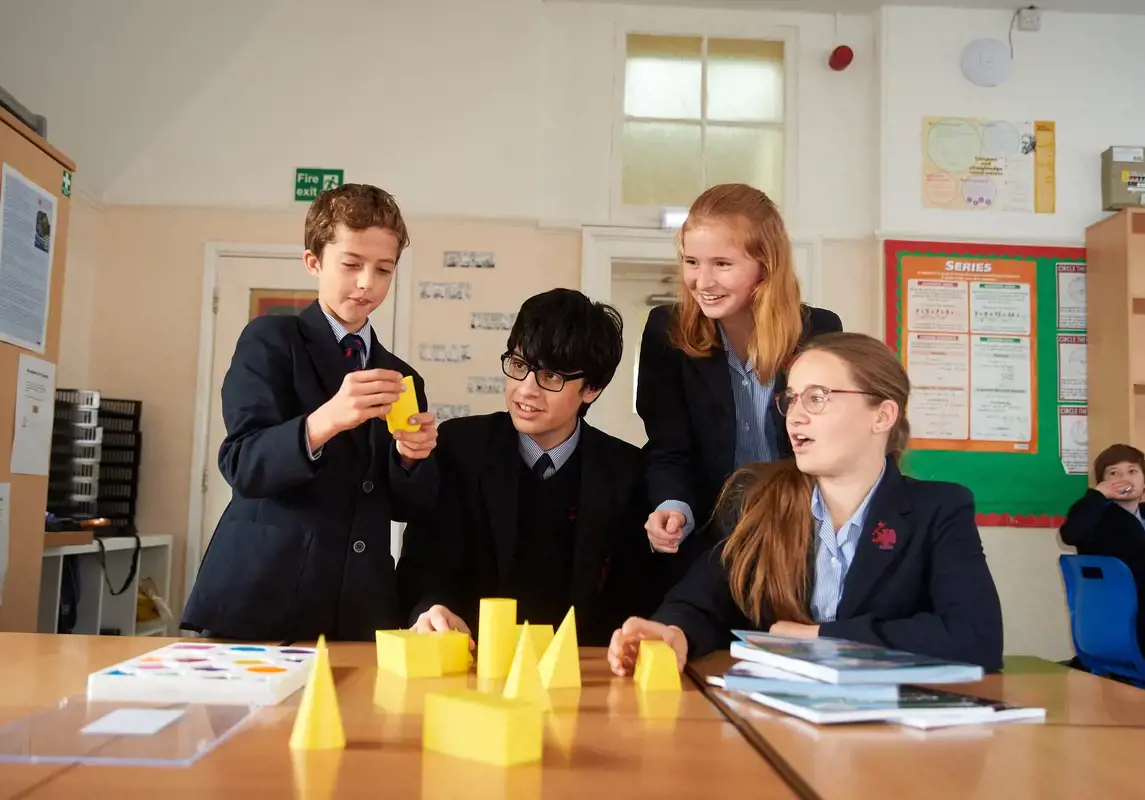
[776,385,880,416]
[501,352,585,392]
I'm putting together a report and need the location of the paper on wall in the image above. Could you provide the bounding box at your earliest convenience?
[0,164,56,353]
[10,353,55,475]
[0,483,9,606]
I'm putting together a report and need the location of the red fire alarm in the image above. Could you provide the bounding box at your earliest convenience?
[829,45,854,71]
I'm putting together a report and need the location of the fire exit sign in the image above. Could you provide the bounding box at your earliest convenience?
[294,168,344,201]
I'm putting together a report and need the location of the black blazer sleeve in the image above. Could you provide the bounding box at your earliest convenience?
[396,470,465,624]
[807,306,843,337]
[1059,489,1109,548]
[598,473,663,628]
[636,306,699,513]
[217,317,322,498]
[388,371,439,523]
[819,487,1004,672]
[648,474,753,657]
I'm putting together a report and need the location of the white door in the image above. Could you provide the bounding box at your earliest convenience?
[586,260,677,447]
[197,254,402,581]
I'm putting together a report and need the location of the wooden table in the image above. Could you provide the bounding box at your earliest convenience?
[0,634,795,799]
[689,653,1145,800]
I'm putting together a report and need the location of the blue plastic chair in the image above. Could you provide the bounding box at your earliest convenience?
[1059,554,1145,687]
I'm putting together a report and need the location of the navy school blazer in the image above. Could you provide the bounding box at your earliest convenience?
[650,459,1005,672]
[1060,489,1145,648]
[181,300,438,642]
[635,302,842,571]
[396,412,664,646]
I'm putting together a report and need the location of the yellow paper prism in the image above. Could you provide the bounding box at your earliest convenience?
[423,690,542,767]
[633,639,681,693]
[387,375,420,433]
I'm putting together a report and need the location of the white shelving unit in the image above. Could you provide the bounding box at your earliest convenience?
[38,534,173,636]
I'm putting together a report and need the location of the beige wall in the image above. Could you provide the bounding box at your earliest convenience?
[406,219,580,420]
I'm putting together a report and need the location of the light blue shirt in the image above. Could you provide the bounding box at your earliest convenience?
[518,420,582,479]
[809,465,886,623]
[656,324,777,539]
[307,309,374,460]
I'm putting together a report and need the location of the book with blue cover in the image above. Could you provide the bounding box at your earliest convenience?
[711,661,900,701]
[729,631,985,685]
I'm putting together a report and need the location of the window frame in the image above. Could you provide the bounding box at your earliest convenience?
[609,21,799,229]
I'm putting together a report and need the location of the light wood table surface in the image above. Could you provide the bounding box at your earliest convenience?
[0,634,795,799]
[689,652,1145,800]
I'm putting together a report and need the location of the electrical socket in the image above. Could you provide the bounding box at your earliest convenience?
[1017,6,1042,32]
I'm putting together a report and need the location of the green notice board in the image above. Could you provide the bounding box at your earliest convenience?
[883,240,1089,527]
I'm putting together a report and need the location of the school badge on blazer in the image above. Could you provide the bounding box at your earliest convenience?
[871,522,897,551]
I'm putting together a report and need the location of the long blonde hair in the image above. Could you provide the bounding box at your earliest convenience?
[719,333,912,625]
[668,183,804,384]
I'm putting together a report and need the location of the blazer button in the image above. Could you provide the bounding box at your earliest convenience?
[353,540,366,554]
[362,480,374,493]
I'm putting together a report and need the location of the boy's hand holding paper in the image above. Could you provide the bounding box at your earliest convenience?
[306,369,408,451]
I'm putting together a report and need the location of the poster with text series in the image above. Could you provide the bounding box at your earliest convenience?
[884,240,1087,528]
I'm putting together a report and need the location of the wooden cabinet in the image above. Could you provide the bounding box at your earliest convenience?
[1085,209,1145,467]
[0,106,74,631]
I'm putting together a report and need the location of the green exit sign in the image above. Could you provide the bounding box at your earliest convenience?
[294,168,344,201]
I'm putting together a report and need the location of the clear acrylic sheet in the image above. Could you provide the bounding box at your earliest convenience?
[0,695,257,767]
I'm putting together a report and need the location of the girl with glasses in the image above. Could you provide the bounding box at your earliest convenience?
[608,332,1004,675]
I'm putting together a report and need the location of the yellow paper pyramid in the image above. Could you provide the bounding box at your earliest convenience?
[537,607,580,689]
[633,639,681,692]
[502,623,550,711]
[289,635,346,750]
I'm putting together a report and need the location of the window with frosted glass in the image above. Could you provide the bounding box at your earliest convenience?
[622,34,785,208]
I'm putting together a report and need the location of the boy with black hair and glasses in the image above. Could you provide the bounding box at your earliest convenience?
[397,288,661,645]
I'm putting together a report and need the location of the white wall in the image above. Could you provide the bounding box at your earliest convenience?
[106,0,544,218]
[97,0,877,239]
[879,5,1145,240]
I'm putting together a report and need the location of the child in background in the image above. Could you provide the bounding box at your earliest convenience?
[182,184,439,642]
[1060,443,1145,656]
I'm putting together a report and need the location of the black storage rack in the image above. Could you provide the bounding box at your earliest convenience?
[48,390,141,528]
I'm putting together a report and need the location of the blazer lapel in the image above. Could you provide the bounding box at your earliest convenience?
[299,301,348,399]
[481,416,522,583]
[835,460,911,620]
[569,426,612,606]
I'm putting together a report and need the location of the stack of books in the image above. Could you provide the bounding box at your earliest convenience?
[706,631,1045,729]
